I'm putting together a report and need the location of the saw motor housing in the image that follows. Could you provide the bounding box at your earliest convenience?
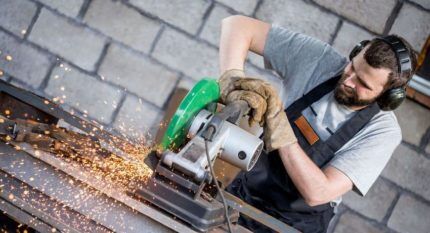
[162,106,263,183]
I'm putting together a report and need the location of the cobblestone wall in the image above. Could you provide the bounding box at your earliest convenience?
[0,0,429,232]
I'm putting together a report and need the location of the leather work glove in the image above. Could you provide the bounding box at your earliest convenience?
[225,89,267,127]
[219,70,269,126]
[234,78,298,151]
[218,69,245,103]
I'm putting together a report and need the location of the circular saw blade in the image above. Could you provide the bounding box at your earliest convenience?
[161,78,220,150]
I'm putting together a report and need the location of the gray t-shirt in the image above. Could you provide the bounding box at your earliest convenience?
[262,25,402,198]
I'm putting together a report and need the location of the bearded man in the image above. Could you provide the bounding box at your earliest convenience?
[218,15,417,233]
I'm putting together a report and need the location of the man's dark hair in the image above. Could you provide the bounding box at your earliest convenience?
[364,36,418,91]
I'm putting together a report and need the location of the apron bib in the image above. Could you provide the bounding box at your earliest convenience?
[227,76,380,233]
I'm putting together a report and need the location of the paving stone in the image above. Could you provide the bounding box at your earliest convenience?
[216,0,259,15]
[28,9,105,71]
[394,99,430,146]
[314,0,396,34]
[390,3,430,51]
[1,71,10,81]
[256,0,339,43]
[7,77,26,89]
[98,44,179,107]
[342,178,397,221]
[153,28,219,80]
[8,78,49,104]
[410,0,430,10]
[36,0,84,17]
[426,139,430,154]
[177,77,197,90]
[128,0,211,35]
[200,4,233,46]
[387,194,430,233]
[84,0,161,53]
[113,95,162,142]
[382,144,430,201]
[333,211,385,233]
[199,6,268,69]
[332,22,375,57]
[45,63,122,124]
[0,30,51,88]
[0,0,38,38]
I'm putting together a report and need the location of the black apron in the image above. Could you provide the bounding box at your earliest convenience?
[227,76,380,233]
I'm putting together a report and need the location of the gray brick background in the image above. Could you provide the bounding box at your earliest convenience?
[256,0,339,42]
[0,0,37,38]
[314,0,397,34]
[36,0,84,17]
[45,62,123,124]
[0,0,429,232]
[29,8,106,71]
[84,0,161,53]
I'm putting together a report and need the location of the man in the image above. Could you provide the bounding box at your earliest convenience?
[218,15,417,233]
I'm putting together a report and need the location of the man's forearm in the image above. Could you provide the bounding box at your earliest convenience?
[219,15,271,73]
[278,143,330,205]
[219,16,249,72]
[278,143,352,206]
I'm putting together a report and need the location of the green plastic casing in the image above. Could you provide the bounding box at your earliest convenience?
[161,78,220,150]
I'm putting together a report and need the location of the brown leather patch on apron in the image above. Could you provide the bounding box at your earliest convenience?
[294,115,319,145]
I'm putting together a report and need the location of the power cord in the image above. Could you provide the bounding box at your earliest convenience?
[203,126,233,233]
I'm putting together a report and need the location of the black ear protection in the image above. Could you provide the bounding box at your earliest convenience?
[349,35,413,111]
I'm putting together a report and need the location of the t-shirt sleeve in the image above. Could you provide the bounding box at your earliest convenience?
[328,113,402,196]
[263,25,346,82]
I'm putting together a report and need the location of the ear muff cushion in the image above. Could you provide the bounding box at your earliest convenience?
[377,87,406,111]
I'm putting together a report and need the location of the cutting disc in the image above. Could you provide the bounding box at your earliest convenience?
[161,78,220,150]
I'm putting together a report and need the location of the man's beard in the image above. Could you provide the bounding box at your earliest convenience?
[334,74,379,107]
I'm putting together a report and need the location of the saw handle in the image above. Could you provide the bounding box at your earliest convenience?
[217,100,250,125]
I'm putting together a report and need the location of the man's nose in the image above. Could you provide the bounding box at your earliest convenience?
[344,74,356,89]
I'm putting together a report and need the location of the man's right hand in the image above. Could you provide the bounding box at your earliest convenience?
[225,89,267,127]
[218,69,245,103]
[220,71,297,151]
[219,69,268,127]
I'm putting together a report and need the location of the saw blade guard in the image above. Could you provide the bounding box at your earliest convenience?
[161,78,220,150]
[160,78,264,179]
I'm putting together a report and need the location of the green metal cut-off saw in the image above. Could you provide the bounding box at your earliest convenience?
[137,78,264,232]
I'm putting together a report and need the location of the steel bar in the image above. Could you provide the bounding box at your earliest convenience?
[0,169,109,233]
[0,142,183,233]
[224,191,301,233]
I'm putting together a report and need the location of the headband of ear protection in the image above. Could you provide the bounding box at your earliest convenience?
[349,35,412,111]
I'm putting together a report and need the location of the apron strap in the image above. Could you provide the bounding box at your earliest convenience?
[326,103,380,153]
[286,75,341,117]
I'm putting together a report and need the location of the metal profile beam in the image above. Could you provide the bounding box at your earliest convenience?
[0,142,187,232]
[0,169,109,233]
[0,197,54,233]
[0,80,298,232]
[224,192,300,233]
